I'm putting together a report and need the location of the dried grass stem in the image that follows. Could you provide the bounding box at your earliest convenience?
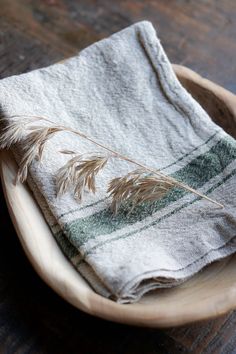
[0,114,224,210]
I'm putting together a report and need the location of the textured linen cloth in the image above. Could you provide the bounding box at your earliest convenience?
[0,21,236,303]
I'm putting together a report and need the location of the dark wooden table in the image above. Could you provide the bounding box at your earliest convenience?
[0,1,236,353]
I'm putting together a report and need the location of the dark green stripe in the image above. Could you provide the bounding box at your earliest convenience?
[61,136,236,248]
[55,131,220,222]
[83,167,236,258]
[54,231,78,259]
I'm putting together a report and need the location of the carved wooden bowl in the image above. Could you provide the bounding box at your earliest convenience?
[1,65,236,328]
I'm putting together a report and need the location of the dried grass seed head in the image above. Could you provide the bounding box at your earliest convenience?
[0,119,26,149]
[56,154,108,202]
[108,169,174,214]
[0,116,46,149]
[16,126,63,183]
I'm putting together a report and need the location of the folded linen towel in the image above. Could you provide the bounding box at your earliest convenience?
[1,21,236,303]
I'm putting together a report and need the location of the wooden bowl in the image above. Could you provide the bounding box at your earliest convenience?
[1,65,236,328]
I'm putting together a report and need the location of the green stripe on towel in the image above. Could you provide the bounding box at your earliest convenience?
[61,135,236,247]
[83,167,236,258]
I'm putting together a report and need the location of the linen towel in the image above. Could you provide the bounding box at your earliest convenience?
[1,21,236,303]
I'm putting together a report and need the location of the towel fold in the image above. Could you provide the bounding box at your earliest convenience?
[1,21,236,303]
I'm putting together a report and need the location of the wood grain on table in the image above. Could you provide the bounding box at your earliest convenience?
[0,1,236,353]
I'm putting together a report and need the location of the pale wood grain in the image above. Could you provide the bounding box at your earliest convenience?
[1,65,236,328]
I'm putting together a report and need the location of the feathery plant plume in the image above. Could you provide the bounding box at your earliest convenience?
[16,127,63,183]
[0,116,42,149]
[56,153,108,201]
[0,119,26,149]
[0,114,224,213]
[0,116,63,183]
[107,169,174,214]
